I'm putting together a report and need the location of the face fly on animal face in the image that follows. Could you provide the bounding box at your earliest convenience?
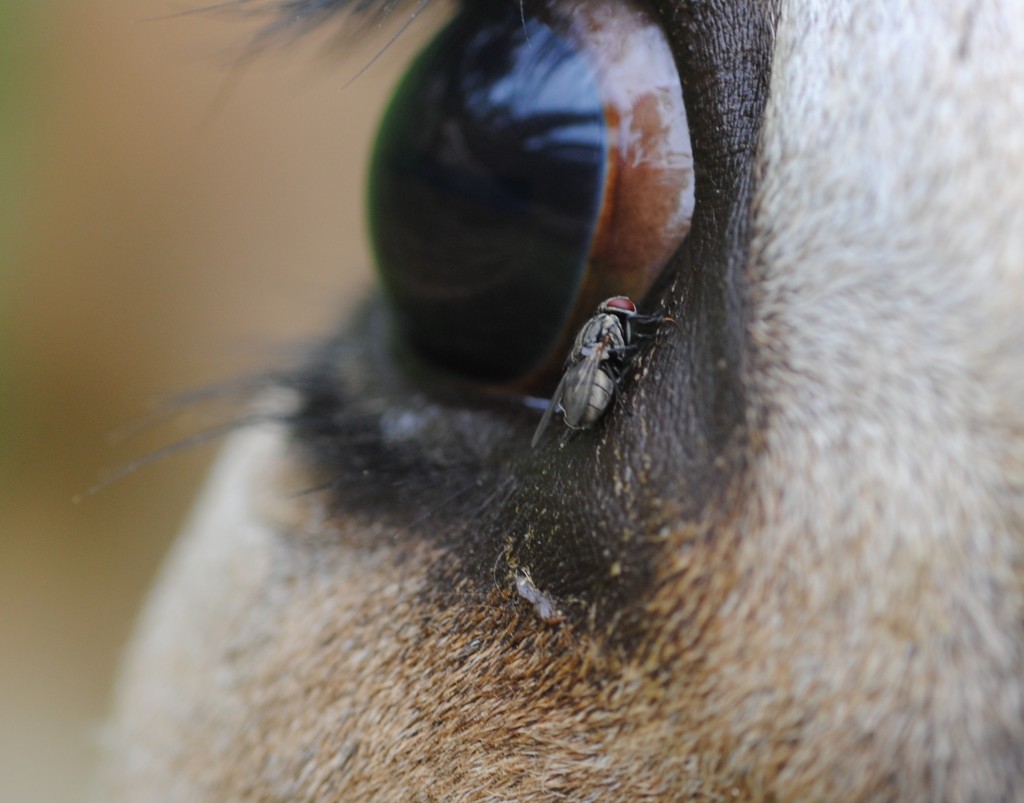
[99,0,1024,800]
[531,296,661,447]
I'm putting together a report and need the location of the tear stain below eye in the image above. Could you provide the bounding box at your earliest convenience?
[515,570,567,625]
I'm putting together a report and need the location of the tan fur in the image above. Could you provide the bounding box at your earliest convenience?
[99,0,1024,800]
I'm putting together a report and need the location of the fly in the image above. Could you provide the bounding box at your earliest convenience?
[531,296,660,447]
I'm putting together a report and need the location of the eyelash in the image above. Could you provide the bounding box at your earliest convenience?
[231,0,434,40]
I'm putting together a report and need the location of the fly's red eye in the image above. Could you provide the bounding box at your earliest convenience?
[603,297,637,314]
[368,0,693,386]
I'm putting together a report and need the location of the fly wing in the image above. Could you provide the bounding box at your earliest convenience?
[531,372,569,448]
[559,341,609,428]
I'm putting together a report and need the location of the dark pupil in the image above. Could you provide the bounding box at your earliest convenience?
[369,2,607,381]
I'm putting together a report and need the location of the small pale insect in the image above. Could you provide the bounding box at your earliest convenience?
[531,296,656,446]
[514,570,565,624]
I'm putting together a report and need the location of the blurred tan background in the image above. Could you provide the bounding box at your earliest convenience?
[0,2,443,800]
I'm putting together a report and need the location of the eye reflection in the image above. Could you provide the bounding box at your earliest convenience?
[369,0,693,386]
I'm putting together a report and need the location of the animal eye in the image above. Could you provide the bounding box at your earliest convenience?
[368,0,694,386]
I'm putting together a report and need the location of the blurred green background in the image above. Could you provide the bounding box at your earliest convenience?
[0,2,436,799]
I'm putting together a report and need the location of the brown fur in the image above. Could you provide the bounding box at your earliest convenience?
[99,0,1024,800]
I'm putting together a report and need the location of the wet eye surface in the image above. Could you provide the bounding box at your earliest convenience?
[369,0,694,385]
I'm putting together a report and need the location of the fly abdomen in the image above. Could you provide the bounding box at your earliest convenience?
[562,363,617,429]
